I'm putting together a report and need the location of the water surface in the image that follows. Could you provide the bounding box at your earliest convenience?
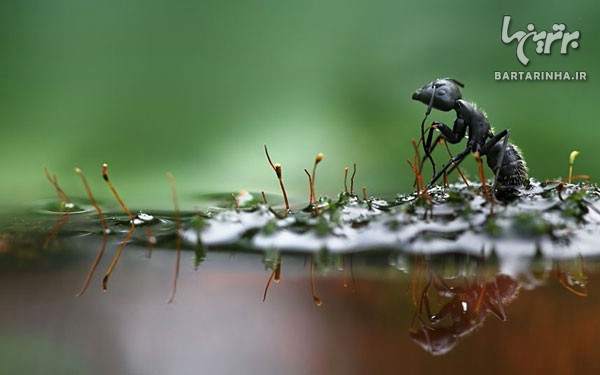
[1,225,599,375]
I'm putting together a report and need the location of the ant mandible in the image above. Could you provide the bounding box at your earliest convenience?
[412,78,527,192]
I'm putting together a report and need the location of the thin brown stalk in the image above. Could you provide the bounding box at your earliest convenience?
[310,255,322,307]
[350,163,357,195]
[101,163,135,290]
[264,145,290,212]
[231,192,240,211]
[102,164,134,219]
[43,168,73,249]
[343,167,349,194]
[443,140,469,186]
[75,167,109,296]
[166,172,181,304]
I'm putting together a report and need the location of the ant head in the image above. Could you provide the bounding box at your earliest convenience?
[409,327,457,356]
[412,78,464,112]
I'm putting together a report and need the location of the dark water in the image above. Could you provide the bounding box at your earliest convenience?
[1,229,599,375]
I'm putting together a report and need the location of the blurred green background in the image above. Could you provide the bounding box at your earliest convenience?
[1,0,598,211]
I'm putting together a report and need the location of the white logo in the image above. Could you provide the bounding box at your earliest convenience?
[501,16,580,66]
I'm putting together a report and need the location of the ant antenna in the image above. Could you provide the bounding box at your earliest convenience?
[421,84,437,177]
[166,172,181,304]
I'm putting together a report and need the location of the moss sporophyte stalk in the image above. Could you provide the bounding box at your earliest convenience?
[39,146,599,302]
[26,141,596,356]
[37,79,598,307]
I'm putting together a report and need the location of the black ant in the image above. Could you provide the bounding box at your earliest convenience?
[410,272,520,355]
[412,78,527,192]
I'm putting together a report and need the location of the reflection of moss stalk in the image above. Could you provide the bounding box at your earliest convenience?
[310,254,322,307]
[166,172,181,304]
[101,163,135,291]
[262,255,281,302]
[75,167,108,297]
[43,167,73,249]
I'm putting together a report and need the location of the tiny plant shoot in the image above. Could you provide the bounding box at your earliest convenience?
[74,167,108,297]
[40,78,598,308]
[102,163,136,291]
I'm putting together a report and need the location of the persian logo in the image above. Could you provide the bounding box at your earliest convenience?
[501,16,581,66]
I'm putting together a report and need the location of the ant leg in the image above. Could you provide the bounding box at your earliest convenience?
[480,129,510,191]
[420,133,442,167]
[417,129,441,179]
[421,120,465,179]
[419,126,440,178]
[425,131,437,156]
[426,147,471,189]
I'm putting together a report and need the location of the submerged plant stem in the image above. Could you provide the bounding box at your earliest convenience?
[101,163,136,291]
[167,172,181,304]
[77,233,108,297]
[102,222,135,291]
[310,255,322,307]
[43,167,73,249]
[75,167,109,297]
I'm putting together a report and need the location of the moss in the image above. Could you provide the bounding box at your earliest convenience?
[17,179,600,257]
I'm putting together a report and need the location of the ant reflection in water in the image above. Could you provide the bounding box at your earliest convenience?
[409,266,520,356]
[408,254,589,355]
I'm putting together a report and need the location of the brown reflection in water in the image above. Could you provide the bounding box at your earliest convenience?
[255,250,594,360]
[1,238,600,374]
[406,254,590,356]
[409,272,519,355]
[2,226,600,374]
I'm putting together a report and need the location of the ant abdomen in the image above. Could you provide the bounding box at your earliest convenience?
[486,142,528,188]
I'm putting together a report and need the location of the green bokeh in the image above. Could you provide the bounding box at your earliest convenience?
[1,0,598,210]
